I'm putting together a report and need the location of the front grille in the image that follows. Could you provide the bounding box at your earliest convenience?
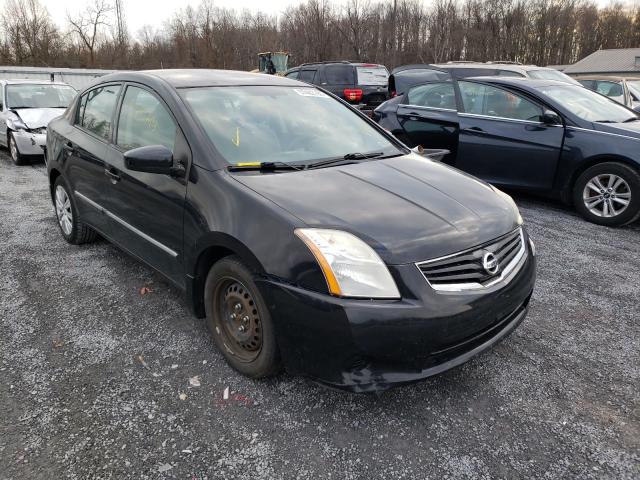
[416,228,525,292]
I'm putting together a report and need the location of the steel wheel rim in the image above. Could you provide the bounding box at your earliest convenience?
[55,186,73,235]
[583,174,631,218]
[9,136,18,162]
[214,277,262,362]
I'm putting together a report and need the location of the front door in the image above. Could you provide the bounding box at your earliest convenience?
[456,81,564,190]
[101,84,189,287]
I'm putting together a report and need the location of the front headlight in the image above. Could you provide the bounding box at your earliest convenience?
[295,228,400,299]
[491,185,523,225]
[7,116,27,131]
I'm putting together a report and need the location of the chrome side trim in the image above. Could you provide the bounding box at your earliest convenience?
[74,190,178,258]
[416,228,526,293]
[458,112,562,127]
[398,104,458,113]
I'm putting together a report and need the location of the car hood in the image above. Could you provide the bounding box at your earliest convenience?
[233,154,520,264]
[594,120,640,139]
[11,108,66,129]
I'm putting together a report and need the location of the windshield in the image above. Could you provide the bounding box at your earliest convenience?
[528,69,577,84]
[6,84,76,109]
[537,85,636,123]
[356,66,389,86]
[180,86,401,166]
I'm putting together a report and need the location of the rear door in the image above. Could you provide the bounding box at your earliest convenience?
[66,83,122,235]
[456,80,564,190]
[101,83,188,286]
[395,81,459,160]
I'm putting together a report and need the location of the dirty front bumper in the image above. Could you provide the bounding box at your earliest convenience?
[12,130,46,156]
[256,237,536,392]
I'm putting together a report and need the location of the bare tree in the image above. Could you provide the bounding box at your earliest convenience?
[67,0,113,66]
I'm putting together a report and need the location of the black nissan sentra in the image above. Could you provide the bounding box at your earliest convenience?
[46,70,536,392]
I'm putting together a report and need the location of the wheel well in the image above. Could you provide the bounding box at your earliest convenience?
[191,246,236,318]
[49,168,61,203]
[565,156,639,204]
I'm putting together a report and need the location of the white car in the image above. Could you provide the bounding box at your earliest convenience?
[0,80,76,165]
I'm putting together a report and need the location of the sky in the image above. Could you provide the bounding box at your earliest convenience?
[36,0,630,41]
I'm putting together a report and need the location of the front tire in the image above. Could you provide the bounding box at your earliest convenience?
[8,132,25,165]
[573,162,640,227]
[204,256,281,378]
[53,177,98,244]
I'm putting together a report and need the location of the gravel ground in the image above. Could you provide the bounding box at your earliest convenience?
[0,152,638,480]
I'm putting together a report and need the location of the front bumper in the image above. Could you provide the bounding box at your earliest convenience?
[257,236,536,392]
[12,130,46,156]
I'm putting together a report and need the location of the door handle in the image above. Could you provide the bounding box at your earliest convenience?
[463,126,485,134]
[104,168,121,183]
[62,142,75,154]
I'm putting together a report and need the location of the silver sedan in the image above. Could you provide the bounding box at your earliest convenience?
[0,80,76,165]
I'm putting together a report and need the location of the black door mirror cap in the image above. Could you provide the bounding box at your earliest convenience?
[124,145,174,175]
[541,110,562,125]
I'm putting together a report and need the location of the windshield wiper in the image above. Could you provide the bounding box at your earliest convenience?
[305,151,384,169]
[227,161,304,172]
[594,120,616,123]
[623,117,639,123]
[10,106,35,110]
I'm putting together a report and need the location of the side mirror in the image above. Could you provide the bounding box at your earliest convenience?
[124,145,181,176]
[541,110,562,125]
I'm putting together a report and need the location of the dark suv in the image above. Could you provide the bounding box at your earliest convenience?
[284,61,389,109]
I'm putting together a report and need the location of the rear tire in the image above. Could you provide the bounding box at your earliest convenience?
[204,256,281,378]
[573,162,640,227]
[53,176,98,244]
[8,132,25,165]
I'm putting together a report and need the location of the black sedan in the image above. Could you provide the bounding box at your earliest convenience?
[374,77,640,226]
[46,70,536,392]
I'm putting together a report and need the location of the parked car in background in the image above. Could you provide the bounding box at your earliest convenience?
[284,61,389,109]
[576,76,640,112]
[388,62,579,97]
[374,77,640,226]
[0,80,76,165]
[46,69,535,392]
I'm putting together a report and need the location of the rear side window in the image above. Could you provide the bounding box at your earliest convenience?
[116,86,177,151]
[459,81,543,122]
[324,65,355,84]
[496,70,525,77]
[77,84,121,140]
[450,68,499,78]
[298,69,317,83]
[406,82,456,110]
[356,66,389,86]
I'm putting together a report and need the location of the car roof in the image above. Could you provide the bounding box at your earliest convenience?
[0,79,73,86]
[432,63,555,74]
[575,75,640,82]
[466,76,576,89]
[95,69,304,89]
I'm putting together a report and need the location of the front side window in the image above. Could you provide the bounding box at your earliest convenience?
[406,82,456,110]
[180,86,401,166]
[627,80,640,100]
[537,85,636,123]
[116,86,177,151]
[5,83,76,109]
[77,84,121,140]
[285,71,299,80]
[459,81,543,122]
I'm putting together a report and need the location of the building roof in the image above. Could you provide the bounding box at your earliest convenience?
[564,48,640,74]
